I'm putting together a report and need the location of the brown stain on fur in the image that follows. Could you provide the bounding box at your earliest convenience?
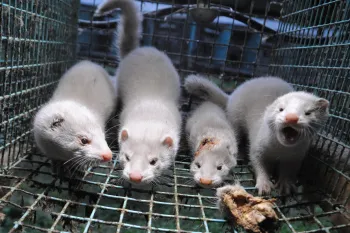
[194,137,219,157]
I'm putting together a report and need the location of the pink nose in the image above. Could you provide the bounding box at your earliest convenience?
[285,113,299,124]
[101,151,112,162]
[199,178,213,185]
[129,172,143,183]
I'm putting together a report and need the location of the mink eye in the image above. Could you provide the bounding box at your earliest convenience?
[125,154,130,161]
[195,162,201,168]
[279,108,284,112]
[305,111,311,116]
[80,137,90,145]
[217,165,222,170]
[150,158,158,165]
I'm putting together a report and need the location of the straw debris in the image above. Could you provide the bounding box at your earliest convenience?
[217,184,278,233]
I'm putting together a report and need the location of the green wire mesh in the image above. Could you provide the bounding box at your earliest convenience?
[0,0,350,232]
[0,0,78,169]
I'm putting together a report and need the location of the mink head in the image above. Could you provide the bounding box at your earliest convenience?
[118,123,178,185]
[266,91,329,147]
[190,145,237,188]
[33,101,112,167]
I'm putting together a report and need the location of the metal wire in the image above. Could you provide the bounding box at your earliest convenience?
[270,0,350,216]
[0,0,350,232]
[2,153,350,232]
[0,0,78,171]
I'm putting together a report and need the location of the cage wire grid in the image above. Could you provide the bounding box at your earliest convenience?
[0,0,350,232]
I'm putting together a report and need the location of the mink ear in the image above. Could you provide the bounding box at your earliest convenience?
[316,98,329,111]
[120,129,129,142]
[162,136,173,148]
[50,115,64,129]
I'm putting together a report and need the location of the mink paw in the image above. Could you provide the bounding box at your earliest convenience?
[255,177,273,195]
[275,179,297,195]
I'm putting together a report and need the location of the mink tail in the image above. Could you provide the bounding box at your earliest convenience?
[184,75,229,108]
[94,0,143,59]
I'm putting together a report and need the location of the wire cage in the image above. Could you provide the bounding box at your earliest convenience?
[0,0,350,232]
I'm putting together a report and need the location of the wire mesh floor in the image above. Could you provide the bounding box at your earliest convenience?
[0,150,349,233]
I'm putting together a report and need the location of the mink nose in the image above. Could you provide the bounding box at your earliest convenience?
[285,113,299,124]
[101,151,112,162]
[199,178,213,185]
[129,172,143,183]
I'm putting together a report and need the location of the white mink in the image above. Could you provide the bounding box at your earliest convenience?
[185,100,238,188]
[33,61,116,171]
[95,0,181,185]
[185,76,330,195]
